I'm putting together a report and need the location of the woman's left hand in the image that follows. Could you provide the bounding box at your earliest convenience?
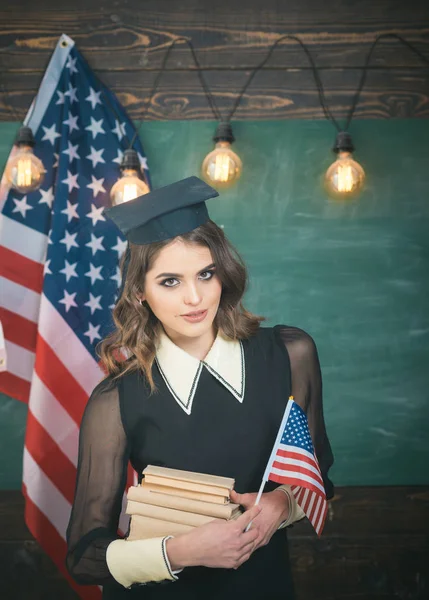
[230,489,289,551]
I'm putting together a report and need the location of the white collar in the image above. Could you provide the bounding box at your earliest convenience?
[155,330,245,415]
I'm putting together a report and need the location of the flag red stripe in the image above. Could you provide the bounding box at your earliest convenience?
[25,411,77,504]
[0,307,38,352]
[276,448,323,475]
[35,334,88,426]
[272,460,324,486]
[0,245,44,293]
[23,485,102,600]
[296,488,305,505]
[269,472,324,496]
[309,497,324,534]
[0,370,30,403]
[300,490,312,514]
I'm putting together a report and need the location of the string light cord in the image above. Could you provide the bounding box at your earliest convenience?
[129,37,221,149]
[344,33,429,132]
[226,34,338,128]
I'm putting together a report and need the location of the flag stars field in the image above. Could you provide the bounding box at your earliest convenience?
[65,83,78,104]
[39,187,55,208]
[56,90,65,105]
[60,230,79,252]
[63,112,79,133]
[85,117,105,139]
[61,200,80,222]
[66,55,78,74]
[86,233,105,255]
[84,293,103,314]
[110,266,122,286]
[86,175,106,197]
[112,236,127,256]
[63,141,80,162]
[84,322,101,344]
[85,263,104,285]
[86,146,105,168]
[60,260,79,282]
[112,149,124,165]
[42,124,61,145]
[112,120,127,141]
[86,87,102,110]
[43,259,52,276]
[86,204,106,226]
[62,171,80,193]
[12,195,33,218]
[59,290,78,312]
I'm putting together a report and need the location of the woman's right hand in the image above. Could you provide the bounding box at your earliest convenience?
[166,504,261,570]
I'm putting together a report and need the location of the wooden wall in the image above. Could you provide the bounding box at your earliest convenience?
[1,2,428,598]
[1,486,428,600]
[1,0,429,122]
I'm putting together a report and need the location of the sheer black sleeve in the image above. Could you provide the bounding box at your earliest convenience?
[66,378,130,585]
[274,325,334,499]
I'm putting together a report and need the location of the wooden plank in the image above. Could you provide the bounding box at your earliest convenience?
[1,67,429,122]
[1,486,428,599]
[1,26,428,71]
[0,487,428,599]
[289,535,428,600]
[0,541,79,600]
[1,0,429,122]
[0,0,428,70]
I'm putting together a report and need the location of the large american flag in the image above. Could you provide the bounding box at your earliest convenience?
[0,34,149,599]
[265,398,327,536]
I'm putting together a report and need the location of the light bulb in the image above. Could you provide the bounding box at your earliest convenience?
[110,169,150,205]
[5,127,45,193]
[325,132,365,200]
[201,122,242,190]
[110,149,149,205]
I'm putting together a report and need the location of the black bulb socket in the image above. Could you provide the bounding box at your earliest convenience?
[333,131,354,154]
[213,122,235,144]
[120,149,141,171]
[15,126,36,147]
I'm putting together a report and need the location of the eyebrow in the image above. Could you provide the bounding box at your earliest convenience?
[155,263,216,280]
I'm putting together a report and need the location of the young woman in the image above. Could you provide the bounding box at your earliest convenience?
[66,176,334,599]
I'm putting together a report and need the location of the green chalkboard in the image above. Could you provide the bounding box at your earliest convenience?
[1,119,428,489]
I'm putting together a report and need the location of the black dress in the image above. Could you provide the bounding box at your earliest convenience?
[66,325,334,600]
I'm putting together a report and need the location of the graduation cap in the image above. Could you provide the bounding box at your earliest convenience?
[104,176,219,299]
[104,176,219,245]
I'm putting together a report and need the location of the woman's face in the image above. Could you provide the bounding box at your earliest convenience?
[142,239,222,341]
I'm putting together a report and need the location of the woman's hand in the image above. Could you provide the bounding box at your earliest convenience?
[166,504,261,570]
[229,488,289,551]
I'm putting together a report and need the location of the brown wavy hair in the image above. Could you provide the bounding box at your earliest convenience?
[98,220,264,391]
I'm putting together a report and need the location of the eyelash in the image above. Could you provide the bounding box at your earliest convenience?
[160,269,216,288]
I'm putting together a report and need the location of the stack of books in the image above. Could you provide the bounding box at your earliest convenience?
[126,465,242,540]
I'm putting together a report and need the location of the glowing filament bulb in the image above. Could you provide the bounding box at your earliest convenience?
[214,151,234,182]
[122,182,139,203]
[325,132,365,200]
[17,157,33,188]
[337,163,353,192]
[5,127,46,194]
[110,149,149,206]
[201,123,242,190]
[202,141,242,189]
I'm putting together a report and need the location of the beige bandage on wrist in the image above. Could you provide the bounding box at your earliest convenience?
[275,485,306,528]
[106,536,178,588]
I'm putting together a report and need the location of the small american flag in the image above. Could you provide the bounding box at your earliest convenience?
[0,34,148,599]
[264,398,327,536]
